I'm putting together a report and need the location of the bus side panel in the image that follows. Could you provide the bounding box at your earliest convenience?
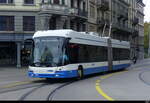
[83,66,109,75]
[66,62,109,77]
[112,47,131,71]
[112,60,131,70]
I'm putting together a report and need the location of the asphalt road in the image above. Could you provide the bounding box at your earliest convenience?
[0,59,150,101]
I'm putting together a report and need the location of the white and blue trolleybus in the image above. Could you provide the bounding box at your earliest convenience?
[28,30,131,79]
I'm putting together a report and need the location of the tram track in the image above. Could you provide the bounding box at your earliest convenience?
[19,79,76,101]
[47,80,76,101]
[0,79,49,95]
[0,72,78,101]
[1,78,77,101]
[20,83,49,100]
[139,70,150,86]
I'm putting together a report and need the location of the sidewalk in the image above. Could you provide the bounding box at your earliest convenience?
[129,58,150,70]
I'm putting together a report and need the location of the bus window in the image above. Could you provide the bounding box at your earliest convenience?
[62,48,70,65]
[68,44,79,64]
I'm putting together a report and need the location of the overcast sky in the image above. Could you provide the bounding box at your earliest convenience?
[143,0,150,22]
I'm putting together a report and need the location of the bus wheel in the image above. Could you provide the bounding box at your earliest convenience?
[77,66,84,80]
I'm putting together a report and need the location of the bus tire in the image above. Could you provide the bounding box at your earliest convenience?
[77,66,84,80]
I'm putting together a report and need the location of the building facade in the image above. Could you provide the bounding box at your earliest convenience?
[97,0,110,37]
[0,0,40,67]
[87,0,97,32]
[136,0,145,59]
[0,0,89,67]
[97,0,136,41]
[97,0,145,60]
[0,0,144,67]
[40,0,88,31]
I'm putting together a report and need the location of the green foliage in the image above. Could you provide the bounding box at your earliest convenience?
[144,22,150,49]
[144,34,149,48]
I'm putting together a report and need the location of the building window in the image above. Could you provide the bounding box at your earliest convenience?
[23,16,35,31]
[24,0,34,5]
[83,2,86,12]
[41,0,52,4]
[62,0,65,5]
[0,0,13,4]
[71,0,74,8]
[90,4,95,18]
[0,16,14,31]
[53,0,59,4]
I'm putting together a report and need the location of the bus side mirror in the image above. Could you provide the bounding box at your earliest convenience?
[23,39,34,55]
[24,39,34,49]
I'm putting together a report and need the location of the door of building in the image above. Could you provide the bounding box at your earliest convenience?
[0,42,17,66]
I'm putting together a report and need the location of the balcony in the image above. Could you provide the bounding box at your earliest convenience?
[97,18,110,28]
[69,8,88,19]
[69,8,78,16]
[132,17,139,26]
[78,9,88,18]
[97,0,109,11]
[112,23,132,33]
[40,4,88,19]
[132,30,139,38]
[118,11,128,21]
[123,12,128,21]
[40,4,69,15]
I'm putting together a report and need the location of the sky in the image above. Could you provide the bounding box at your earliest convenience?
[143,0,150,22]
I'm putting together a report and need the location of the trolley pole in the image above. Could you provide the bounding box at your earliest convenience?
[107,1,113,71]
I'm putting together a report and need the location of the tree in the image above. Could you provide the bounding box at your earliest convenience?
[144,22,150,49]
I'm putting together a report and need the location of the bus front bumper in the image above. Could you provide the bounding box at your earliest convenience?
[28,70,77,78]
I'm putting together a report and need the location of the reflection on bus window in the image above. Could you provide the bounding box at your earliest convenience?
[41,47,53,63]
[68,43,108,64]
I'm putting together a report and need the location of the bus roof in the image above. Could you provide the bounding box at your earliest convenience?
[33,29,74,38]
[33,29,130,49]
[33,29,104,40]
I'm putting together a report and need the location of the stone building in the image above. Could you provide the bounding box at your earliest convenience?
[136,0,145,59]
[96,0,144,60]
[97,0,136,41]
[0,0,89,67]
[97,0,110,37]
[87,0,97,32]
[0,0,145,67]
[40,0,88,31]
[0,0,40,67]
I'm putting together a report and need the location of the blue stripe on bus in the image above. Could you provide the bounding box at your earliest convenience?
[113,64,130,70]
[84,66,108,75]
[28,64,130,78]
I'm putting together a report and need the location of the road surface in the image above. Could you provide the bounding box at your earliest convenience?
[0,59,150,101]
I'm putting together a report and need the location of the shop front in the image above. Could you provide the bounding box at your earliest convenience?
[0,42,17,66]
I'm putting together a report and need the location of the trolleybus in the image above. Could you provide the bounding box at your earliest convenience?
[28,30,131,79]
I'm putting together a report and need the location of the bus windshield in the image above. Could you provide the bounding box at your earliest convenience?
[30,37,65,67]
